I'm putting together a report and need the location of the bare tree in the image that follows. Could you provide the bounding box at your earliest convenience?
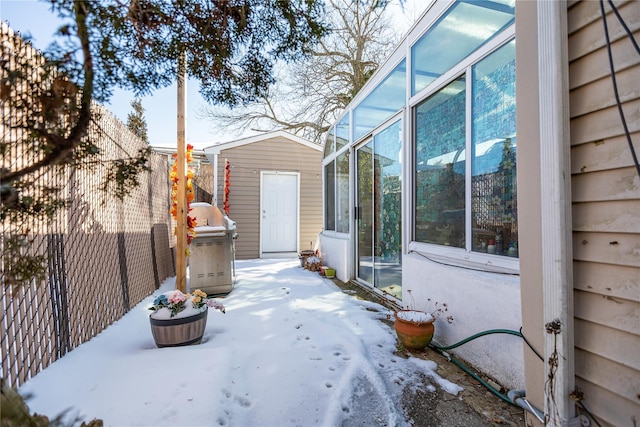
[201,0,402,144]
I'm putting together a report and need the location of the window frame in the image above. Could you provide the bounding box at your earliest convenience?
[408,29,518,274]
[323,112,352,236]
[324,159,336,231]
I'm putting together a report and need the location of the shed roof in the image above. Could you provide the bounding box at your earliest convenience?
[203,130,321,155]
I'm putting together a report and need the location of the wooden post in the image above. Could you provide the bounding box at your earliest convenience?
[175,54,187,293]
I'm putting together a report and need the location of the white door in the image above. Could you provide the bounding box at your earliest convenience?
[261,172,298,253]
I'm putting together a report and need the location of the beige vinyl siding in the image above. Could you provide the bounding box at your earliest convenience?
[568,1,640,426]
[216,135,322,259]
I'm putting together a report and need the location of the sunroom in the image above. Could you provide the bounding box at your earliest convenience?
[320,0,522,388]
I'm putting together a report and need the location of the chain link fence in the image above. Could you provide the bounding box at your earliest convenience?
[1,23,176,389]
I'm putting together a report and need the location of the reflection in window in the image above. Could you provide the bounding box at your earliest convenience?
[336,115,349,150]
[414,77,466,247]
[353,60,406,141]
[324,160,335,230]
[336,151,350,233]
[472,40,516,256]
[411,0,514,95]
[323,127,335,158]
[357,142,374,284]
[373,121,402,297]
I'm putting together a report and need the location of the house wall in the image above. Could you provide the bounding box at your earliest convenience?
[515,0,546,420]
[319,233,350,282]
[215,136,323,259]
[567,1,640,426]
[403,254,525,390]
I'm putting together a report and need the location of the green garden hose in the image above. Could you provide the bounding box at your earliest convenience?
[427,328,543,407]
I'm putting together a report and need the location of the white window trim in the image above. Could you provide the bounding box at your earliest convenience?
[408,241,519,274]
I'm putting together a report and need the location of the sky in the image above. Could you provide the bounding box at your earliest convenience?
[1,0,225,148]
[17,259,464,426]
[0,0,426,149]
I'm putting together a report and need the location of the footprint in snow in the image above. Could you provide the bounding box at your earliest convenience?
[234,395,252,408]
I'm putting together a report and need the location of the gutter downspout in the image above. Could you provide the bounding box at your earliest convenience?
[508,390,545,424]
[537,1,575,426]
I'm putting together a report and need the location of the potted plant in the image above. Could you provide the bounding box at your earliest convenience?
[304,255,322,272]
[149,289,225,348]
[394,291,453,350]
[298,249,315,267]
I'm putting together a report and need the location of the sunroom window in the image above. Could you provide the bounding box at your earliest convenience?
[353,60,406,142]
[324,160,335,231]
[336,116,349,151]
[324,114,350,234]
[336,151,350,233]
[413,39,516,258]
[323,127,335,158]
[411,0,515,96]
[471,40,517,256]
[414,77,466,247]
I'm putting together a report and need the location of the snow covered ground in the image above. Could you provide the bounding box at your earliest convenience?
[19,259,463,427]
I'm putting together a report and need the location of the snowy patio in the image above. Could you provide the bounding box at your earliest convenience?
[18,259,522,426]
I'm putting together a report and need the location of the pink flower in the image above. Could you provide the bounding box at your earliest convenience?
[168,291,186,304]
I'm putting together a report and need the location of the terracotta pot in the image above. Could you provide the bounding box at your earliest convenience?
[394,310,435,350]
[298,250,315,267]
[150,309,207,348]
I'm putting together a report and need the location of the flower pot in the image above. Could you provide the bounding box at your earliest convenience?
[150,309,207,348]
[324,268,335,278]
[298,250,315,267]
[394,310,435,350]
